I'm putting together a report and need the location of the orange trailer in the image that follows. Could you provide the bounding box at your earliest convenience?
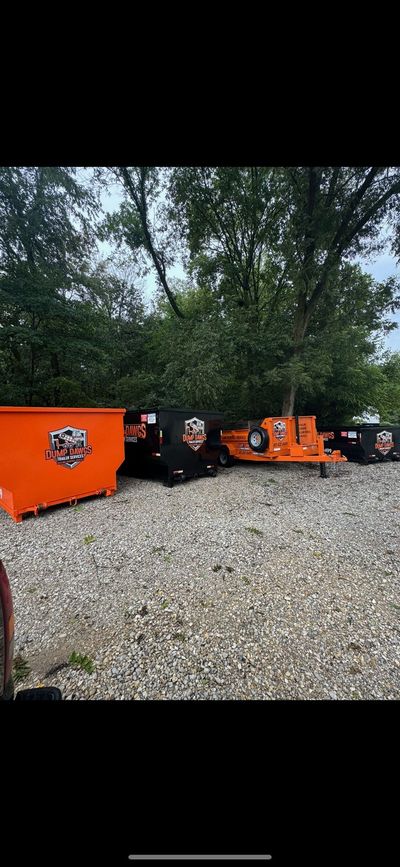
[220,415,346,476]
[0,407,125,523]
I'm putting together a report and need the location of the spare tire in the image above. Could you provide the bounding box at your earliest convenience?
[248,426,269,452]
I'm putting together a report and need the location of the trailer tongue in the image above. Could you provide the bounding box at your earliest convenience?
[220,415,346,477]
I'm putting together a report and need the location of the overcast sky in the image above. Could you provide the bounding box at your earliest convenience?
[98,181,400,353]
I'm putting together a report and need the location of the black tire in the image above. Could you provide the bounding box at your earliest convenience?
[218,447,233,468]
[248,426,269,452]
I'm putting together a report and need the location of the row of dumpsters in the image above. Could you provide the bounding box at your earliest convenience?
[0,406,399,524]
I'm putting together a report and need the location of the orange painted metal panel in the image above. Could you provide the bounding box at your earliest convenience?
[0,407,125,523]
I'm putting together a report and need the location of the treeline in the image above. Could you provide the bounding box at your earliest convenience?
[1,166,400,424]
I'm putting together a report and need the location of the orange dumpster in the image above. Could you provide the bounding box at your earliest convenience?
[0,407,125,523]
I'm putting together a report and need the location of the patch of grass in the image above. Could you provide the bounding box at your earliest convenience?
[74,504,84,512]
[68,651,94,674]
[212,564,222,572]
[313,551,323,558]
[13,655,31,683]
[246,527,263,536]
[164,554,172,564]
[160,599,170,609]
[152,545,166,554]
[27,586,37,593]
[389,602,400,612]
[240,575,251,585]
[172,632,186,642]
[84,534,96,545]
[266,478,278,484]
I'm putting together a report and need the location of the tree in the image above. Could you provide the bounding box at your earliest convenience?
[273,167,400,413]
[166,166,400,415]
[0,166,99,404]
[99,167,185,319]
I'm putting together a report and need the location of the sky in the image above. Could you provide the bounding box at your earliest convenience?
[98,180,400,353]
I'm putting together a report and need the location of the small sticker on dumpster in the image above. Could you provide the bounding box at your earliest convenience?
[45,427,92,469]
[147,413,156,424]
[182,417,207,451]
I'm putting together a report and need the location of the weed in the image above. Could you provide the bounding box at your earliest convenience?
[389,602,400,612]
[27,586,37,594]
[152,545,166,554]
[313,551,323,558]
[164,554,172,564]
[246,527,263,536]
[240,576,251,585]
[212,564,222,572]
[266,478,278,485]
[74,505,84,512]
[13,655,31,683]
[293,529,303,534]
[84,534,96,544]
[172,632,186,642]
[160,599,169,609]
[68,651,94,674]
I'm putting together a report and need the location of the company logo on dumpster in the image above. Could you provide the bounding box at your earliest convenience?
[124,423,147,443]
[183,417,207,451]
[273,420,287,440]
[45,426,92,469]
[375,430,393,456]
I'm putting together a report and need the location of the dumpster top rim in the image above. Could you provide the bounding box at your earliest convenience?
[0,406,126,413]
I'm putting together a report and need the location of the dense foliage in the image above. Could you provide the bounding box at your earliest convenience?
[1,166,400,424]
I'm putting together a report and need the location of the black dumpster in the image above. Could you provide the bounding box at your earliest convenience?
[119,407,224,486]
[319,424,400,464]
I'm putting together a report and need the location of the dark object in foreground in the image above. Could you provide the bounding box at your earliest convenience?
[119,407,223,487]
[15,687,62,701]
[319,424,400,464]
[0,559,62,701]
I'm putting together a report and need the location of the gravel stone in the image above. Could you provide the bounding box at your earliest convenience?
[1,462,399,699]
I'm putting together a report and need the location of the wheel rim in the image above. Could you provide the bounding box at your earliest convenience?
[250,431,262,448]
[220,451,228,465]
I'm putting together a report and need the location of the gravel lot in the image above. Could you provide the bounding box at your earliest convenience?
[1,460,400,700]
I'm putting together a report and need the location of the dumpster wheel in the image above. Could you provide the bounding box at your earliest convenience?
[218,447,234,468]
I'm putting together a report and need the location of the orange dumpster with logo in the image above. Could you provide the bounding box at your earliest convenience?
[0,407,125,523]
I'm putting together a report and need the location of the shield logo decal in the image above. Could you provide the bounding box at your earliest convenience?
[182,417,207,452]
[375,430,393,456]
[45,426,92,469]
[273,420,287,440]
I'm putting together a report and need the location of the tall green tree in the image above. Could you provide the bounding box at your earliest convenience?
[166,166,400,414]
[0,166,99,404]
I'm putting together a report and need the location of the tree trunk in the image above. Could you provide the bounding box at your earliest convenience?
[281,383,296,416]
[280,298,308,416]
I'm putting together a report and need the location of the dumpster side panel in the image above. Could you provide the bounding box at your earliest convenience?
[159,409,223,475]
[0,407,125,521]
